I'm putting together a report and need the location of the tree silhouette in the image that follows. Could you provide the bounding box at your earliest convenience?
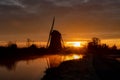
[8,41,17,49]
[92,37,101,46]
[111,45,117,50]
[88,37,101,50]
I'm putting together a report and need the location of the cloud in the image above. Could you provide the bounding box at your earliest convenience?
[0,0,46,14]
[0,0,119,15]
[45,0,89,7]
[0,0,25,8]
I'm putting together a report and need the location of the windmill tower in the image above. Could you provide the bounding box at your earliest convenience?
[46,17,63,51]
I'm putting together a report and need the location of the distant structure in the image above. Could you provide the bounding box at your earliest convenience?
[46,17,63,51]
[26,38,31,47]
[26,38,34,47]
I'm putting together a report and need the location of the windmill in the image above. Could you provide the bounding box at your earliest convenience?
[46,17,64,51]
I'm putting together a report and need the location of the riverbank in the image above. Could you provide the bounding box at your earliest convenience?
[42,54,120,80]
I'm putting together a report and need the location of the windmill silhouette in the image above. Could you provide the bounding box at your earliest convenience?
[46,17,64,51]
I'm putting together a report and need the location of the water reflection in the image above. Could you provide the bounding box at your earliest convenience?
[0,53,83,80]
[64,54,83,61]
[46,54,83,68]
[0,58,47,80]
[0,59,17,71]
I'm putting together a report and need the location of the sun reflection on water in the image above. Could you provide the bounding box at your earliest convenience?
[0,54,84,80]
[46,54,84,68]
[64,54,83,61]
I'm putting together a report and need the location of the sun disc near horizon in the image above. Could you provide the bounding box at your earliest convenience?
[66,42,82,47]
[73,42,81,47]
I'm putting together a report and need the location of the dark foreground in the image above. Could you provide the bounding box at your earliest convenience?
[42,54,120,80]
[1,44,120,80]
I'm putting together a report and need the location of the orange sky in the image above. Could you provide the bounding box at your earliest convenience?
[0,0,120,46]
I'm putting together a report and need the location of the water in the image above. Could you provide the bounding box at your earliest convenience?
[0,54,83,80]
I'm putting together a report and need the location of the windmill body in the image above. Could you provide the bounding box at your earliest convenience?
[48,30,62,51]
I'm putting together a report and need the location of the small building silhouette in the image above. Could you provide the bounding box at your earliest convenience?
[48,30,62,51]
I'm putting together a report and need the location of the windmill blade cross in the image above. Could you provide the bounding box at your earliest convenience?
[50,16,55,34]
[46,16,55,48]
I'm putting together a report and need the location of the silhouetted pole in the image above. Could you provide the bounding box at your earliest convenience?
[61,37,65,48]
[26,38,31,47]
[46,16,55,48]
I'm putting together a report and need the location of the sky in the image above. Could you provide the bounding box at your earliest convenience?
[0,0,120,42]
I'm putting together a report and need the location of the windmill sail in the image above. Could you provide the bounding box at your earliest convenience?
[46,17,55,48]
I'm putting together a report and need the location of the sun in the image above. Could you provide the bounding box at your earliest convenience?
[73,42,81,47]
[66,42,82,47]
